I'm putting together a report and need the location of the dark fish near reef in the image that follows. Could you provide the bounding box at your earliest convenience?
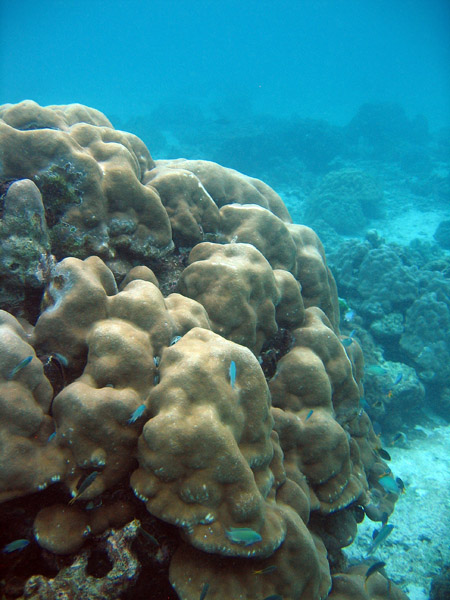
[138,526,159,547]
[367,524,394,555]
[2,538,29,553]
[229,360,236,388]
[341,337,353,347]
[365,561,386,585]
[377,448,391,461]
[381,512,389,526]
[353,505,365,523]
[263,595,283,600]
[390,431,407,445]
[69,471,99,504]
[371,399,384,410]
[225,527,262,546]
[395,477,405,493]
[44,353,67,395]
[253,565,277,575]
[127,404,146,424]
[199,582,209,600]
[365,365,387,376]
[6,356,33,380]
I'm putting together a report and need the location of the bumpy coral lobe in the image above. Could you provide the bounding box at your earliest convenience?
[178,242,286,354]
[0,100,172,263]
[0,311,69,501]
[271,308,368,514]
[0,101,398,600]
[144,165,220,247]
[131,327,287,558]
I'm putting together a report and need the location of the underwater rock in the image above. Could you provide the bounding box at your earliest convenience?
[434,219,450,250]
[304,168,384,235]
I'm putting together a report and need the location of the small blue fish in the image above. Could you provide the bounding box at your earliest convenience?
[229,360,236,388]
[170,335,182,346]
[253,565,277,575]
[305,409,313,421]
[47,432,56,443]
[225,527,261,546]
[3,539,29,553]
[342,337,353,347]
[365,365,387,376]
[69,471,99,504]
[263,595,283,600]
[6,356,33,380]
[127,404,146,424]
[365,561,386,585]
[138,526,160,547]
[344,309,355,322]
[393,373,403,386]
[378,476,400,495]
[367,523,394,555]
[199,582,209,600]
[52,352,69,367]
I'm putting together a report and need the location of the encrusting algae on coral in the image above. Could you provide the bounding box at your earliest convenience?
[0,100,408,600]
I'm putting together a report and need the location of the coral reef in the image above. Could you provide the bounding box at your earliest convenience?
[434,219,450,250]
[0,101,406,600]
[329,234,450,422]
[304,169,384,235]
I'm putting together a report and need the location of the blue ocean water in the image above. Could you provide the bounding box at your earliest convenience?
[1,0,449,128]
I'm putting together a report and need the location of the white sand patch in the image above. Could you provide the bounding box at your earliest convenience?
[372,205,447,246]
[345,425,450,599]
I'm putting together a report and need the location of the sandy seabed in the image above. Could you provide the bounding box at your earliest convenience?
[345,420,450,600]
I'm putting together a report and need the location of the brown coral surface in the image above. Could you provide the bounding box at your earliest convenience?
[0,101,402,600]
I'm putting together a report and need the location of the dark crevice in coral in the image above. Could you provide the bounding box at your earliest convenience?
[259,328,295,380]
[22,285,46,325]
[85,547,113,578]
[33,164,84,229]
[148,249,190,297]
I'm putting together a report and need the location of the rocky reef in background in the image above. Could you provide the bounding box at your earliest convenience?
[0,101,410,600]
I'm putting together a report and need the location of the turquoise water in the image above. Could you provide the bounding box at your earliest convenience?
[1,0,449,129]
